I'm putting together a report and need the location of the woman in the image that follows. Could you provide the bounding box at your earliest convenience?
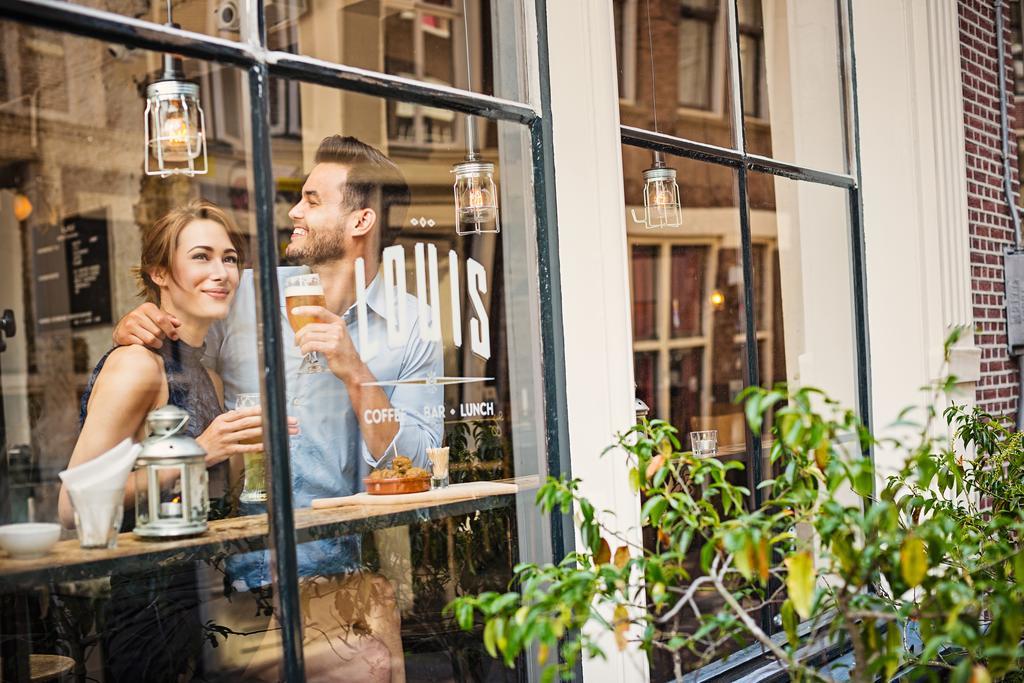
[57,200,281,682]
[59,200,270,526]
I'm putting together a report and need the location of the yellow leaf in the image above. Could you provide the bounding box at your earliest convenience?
[755,537,771,585]
[613,605,629,651]
[814,440,830,469]
[733,539,755,581]
[784,551,816,620]
[537,642,549,665]
[658,438,674,458]
[614,546,630,569]
[595,537,611,566]
[970,665,991,683]
[900,535,928,588]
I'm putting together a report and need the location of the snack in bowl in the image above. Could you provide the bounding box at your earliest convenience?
[364,455,431,495]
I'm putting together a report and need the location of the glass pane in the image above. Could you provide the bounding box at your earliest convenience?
[283,1,524,100]
[741,0,848,172]
[669,245,706,338]
[668,347,703,432]
[623,146,752,675]
[678,17,714,109]
[0,20,288,679]
[632,244,659,340]
[749,172,859,411]
[263,82,552,680]
[635,350,659,417]
[618,0,736,148]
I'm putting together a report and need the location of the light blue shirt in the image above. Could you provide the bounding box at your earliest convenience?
[208,266,443,587]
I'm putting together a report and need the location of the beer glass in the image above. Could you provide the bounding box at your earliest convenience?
[236,393,267,503]
[285,273,328,374]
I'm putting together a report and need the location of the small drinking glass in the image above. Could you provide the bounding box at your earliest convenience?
[236,393,267,503]
[427,447,450,489]
[69,488,124,549]
[689,430,718,458]
[284,273,328,374]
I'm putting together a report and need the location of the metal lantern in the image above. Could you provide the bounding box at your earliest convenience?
[452,158,500,235]
[133,405,209,538]
[144,77,208,177]
[143,0,207,177]
[631,164,682,229]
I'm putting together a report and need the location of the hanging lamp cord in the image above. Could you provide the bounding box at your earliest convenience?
[161,0,176,78]
[645,0,664,167]
[461,0,478,159]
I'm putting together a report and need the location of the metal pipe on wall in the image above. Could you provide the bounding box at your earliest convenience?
[993,0,1024,431]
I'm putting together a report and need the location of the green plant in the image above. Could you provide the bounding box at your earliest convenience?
[448,334,1024,682]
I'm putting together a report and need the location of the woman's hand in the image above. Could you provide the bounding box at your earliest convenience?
[197,406,299,467]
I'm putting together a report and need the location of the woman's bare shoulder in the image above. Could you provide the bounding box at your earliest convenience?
[95,345,165,392]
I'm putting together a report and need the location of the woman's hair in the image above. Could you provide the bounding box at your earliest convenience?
[135,200,246,304]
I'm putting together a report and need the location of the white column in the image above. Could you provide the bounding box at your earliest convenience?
[541,1,647,681]
[853,0,980,476]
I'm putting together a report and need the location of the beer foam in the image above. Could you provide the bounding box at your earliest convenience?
[284,285,325,298]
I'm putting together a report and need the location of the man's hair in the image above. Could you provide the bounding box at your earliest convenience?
[313,135,411,248]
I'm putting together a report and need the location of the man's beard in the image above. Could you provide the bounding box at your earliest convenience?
[285,227,346,266]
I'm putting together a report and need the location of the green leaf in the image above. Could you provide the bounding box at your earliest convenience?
[784,551,815,619]
[483,618,498,658]
[885,622,901,679]
[780,598,799,648]
[745,392,764,433]
[455,600,474,631]
[900,534,928,588]
[640,495,667,526]
[628,467,641,493]
[1013,551,1024,587]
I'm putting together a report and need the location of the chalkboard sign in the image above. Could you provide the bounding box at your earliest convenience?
[33,212,113,331]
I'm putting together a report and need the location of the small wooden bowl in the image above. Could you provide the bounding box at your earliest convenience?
[364,475,430,495]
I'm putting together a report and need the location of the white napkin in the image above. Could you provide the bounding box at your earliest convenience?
[59,438,140,493]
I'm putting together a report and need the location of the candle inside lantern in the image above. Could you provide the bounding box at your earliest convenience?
[160,499,183,517]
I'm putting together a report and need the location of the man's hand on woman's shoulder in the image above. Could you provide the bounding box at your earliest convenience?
[112,302,181,348]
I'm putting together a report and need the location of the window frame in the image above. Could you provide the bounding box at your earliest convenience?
[620,0,870,672]
[0,1,571,680]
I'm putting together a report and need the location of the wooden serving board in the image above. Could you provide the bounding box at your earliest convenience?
[311,480,521,509]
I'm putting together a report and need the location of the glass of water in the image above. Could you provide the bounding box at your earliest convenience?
[689,430,718,458]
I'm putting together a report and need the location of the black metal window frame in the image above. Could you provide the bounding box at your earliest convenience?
[622,0,871,678]
[0,0,571,680]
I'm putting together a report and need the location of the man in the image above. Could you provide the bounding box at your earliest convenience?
[114,136,443,680]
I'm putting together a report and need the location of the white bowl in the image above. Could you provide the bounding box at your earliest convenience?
[0,523,62,559]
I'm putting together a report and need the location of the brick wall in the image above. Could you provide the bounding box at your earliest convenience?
[959,0,1020,418]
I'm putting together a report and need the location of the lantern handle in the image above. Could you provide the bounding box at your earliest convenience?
[152,412,189,442]
[630,207,647,226]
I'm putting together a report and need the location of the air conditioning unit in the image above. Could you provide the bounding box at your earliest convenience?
[213,0,308,34]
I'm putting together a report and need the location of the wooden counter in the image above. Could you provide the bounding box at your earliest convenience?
[0,476,538,590]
